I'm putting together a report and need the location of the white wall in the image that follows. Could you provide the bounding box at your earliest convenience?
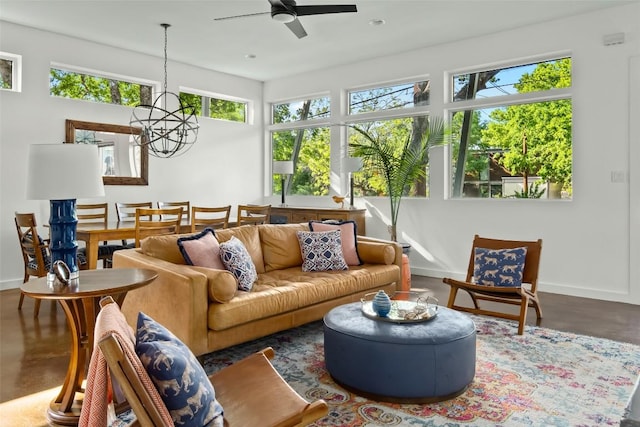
[265,4,640,304]
[0,22,264,289]
[2,5,638,305]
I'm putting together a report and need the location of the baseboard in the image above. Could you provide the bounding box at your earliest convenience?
[410,267,636,305]
[0,279,22,291]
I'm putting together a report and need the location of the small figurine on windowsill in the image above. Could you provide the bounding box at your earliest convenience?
[332,195,346,209]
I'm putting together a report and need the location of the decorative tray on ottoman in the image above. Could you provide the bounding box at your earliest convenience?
[361,291,439,323]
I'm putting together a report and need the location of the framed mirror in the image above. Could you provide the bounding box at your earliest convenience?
[65,119,149,185]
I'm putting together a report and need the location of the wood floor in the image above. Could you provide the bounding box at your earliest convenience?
[1,275,639,408]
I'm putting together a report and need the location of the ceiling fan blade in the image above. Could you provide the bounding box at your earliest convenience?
[285,18,308,39]
[295,5,357,16]
[214,11,270,21]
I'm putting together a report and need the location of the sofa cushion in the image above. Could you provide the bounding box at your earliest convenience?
[309,220,362,266]
[473,247,527,287]
[215,225,265,274]
[297,230,348,272]
[140,233,190,265]
[207,264,401,331]
[177,228,225,270]
[135,312,224,427]
[260,223,308,272]
[219,236,258,291]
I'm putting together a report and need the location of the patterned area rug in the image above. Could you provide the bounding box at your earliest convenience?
[203,316,640,426]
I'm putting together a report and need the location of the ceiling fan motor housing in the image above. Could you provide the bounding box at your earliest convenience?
[271,0,297,23]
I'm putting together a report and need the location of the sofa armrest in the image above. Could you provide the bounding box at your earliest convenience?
[112,248,211,356]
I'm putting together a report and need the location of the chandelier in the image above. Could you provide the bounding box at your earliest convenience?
[130,23,198,158]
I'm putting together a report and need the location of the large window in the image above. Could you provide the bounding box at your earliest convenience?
[270,96,331,196]
[347,80,433,198]
[0,52,21,91]
[180,91,248,123]
[50,65,153,106]
[449,57,572,199]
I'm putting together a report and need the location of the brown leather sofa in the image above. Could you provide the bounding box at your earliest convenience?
[113,223,402,356]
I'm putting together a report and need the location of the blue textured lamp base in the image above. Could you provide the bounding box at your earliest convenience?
[49,199,79,278]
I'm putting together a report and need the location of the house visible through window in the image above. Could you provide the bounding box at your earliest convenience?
[449,57,572,199]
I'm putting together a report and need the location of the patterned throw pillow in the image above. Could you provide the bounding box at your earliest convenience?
[135,312,224,427]
[297,229,348,272]
[473,247,527,287]
[219,236,257,291]
[177,228,225,270]
[309,220,362,266]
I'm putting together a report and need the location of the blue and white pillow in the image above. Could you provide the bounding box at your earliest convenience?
[297,229,348,272]
[219,236,257,291]
[135,312,224,427]
[473,247,527,287]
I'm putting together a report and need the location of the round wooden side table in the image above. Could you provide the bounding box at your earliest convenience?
[20,268,158,426]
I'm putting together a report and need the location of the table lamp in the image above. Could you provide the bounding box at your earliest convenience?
[273,160,294,206]
[341,157,363,209]
[26,144,105,281]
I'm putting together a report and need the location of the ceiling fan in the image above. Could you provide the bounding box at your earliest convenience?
[214,0,357,39]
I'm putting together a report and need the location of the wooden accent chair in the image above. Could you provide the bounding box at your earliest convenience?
[191,205,232,232]
[76,203,126,268]
[134,207,183,248]
[14,212,49,316]
[442,235,543,335]
[157,201,190,223]
[237,204,271,226]
[92,297,329,427]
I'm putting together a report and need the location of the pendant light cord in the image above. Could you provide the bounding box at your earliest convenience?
[162,23,170,94]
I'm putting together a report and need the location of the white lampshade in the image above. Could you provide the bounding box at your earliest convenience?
[273,160,294,175]
[341,157,363,173]
[27,144,105,200]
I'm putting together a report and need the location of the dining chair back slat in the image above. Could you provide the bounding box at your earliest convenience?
[191,205,232,232]
[134,208,183,248]
[157,201,190,222]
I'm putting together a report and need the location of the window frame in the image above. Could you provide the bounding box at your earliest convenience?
[0,52,22,92]
[445,54,573,200]
[344,76,434,199]
[180,87,252,124]
[49,62,158,105]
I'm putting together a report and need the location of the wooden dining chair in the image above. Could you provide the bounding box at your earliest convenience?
[191,205,232,232]
[157,201,190,222]
[14,212,49,317]
[115,202,153,247]
[442,234,543,335]
[134,207,183,248]
[91,296,329,427]
[77,203,126,268]
[237,204,271,226]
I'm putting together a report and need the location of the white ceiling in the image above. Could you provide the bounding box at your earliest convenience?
[0,0,635,81]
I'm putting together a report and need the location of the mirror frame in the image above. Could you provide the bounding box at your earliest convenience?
[65,119,149,186]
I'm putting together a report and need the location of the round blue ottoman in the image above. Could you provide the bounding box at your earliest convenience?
[323,302,476,403]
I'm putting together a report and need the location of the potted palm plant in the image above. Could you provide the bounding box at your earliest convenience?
[348,116,446,242]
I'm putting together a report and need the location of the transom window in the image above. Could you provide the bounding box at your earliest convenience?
[449,57,572,199]
[180,91,248,123]
[349,80,430,114]
[50,65,153,106]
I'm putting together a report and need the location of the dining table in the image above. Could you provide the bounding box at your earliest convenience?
[76,221,193,270]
